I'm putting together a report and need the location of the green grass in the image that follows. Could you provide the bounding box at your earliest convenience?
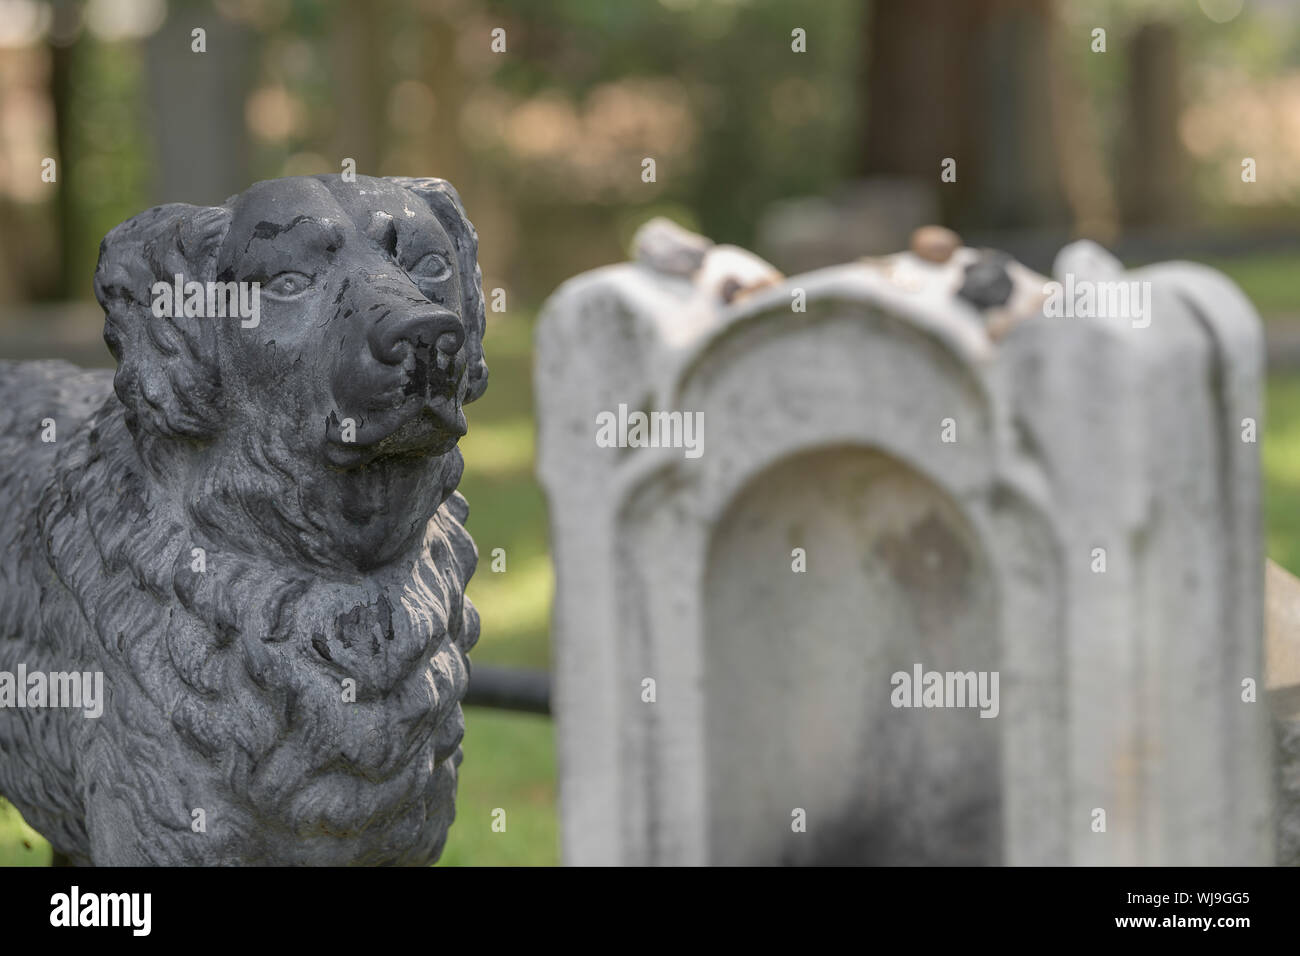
[438,708,558,866]
[1201,252,1300,318]
[438,308,559,865]
[0,798,51,866]
[1265,373,1300,576]
[457,310,553,672]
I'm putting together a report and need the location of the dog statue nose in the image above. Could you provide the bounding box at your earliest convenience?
[368,309,465,365]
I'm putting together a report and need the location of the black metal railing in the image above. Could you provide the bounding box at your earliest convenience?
[463,665,551,715]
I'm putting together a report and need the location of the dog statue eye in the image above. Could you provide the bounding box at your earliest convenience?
[263,271,312,299]
[412,252,452,282]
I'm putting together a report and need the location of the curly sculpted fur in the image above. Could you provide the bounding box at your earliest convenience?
[0,175,488,864]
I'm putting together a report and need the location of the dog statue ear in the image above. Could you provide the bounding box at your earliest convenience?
[94,203,232,442]
[387,177,489,403]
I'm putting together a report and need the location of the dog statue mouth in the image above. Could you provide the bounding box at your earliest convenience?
[325,394,467,469]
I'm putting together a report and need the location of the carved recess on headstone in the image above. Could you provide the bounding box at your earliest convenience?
[0,175,488,865]
[536,220,1273,866]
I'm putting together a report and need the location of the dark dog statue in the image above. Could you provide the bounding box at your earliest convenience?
[0,175,488,864]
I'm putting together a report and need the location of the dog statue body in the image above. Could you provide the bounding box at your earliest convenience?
[0,175,488,865]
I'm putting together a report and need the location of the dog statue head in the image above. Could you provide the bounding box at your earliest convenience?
[93,175,488,571]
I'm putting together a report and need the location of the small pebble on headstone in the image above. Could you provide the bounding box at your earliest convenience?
[957,251,1015,311]
[909,225,961,264]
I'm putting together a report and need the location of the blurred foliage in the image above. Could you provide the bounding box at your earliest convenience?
[6,0,1299,305]
[477,0,861,247]
[60,37,153,298]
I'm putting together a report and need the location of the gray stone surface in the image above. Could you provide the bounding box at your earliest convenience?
[537,222,1274,865]
[0,174,487,865]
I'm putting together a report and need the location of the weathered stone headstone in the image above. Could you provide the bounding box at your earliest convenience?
[536,220,1274,865]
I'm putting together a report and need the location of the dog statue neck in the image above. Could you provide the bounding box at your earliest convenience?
[132,421,464,574]
[38,392,479,864]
